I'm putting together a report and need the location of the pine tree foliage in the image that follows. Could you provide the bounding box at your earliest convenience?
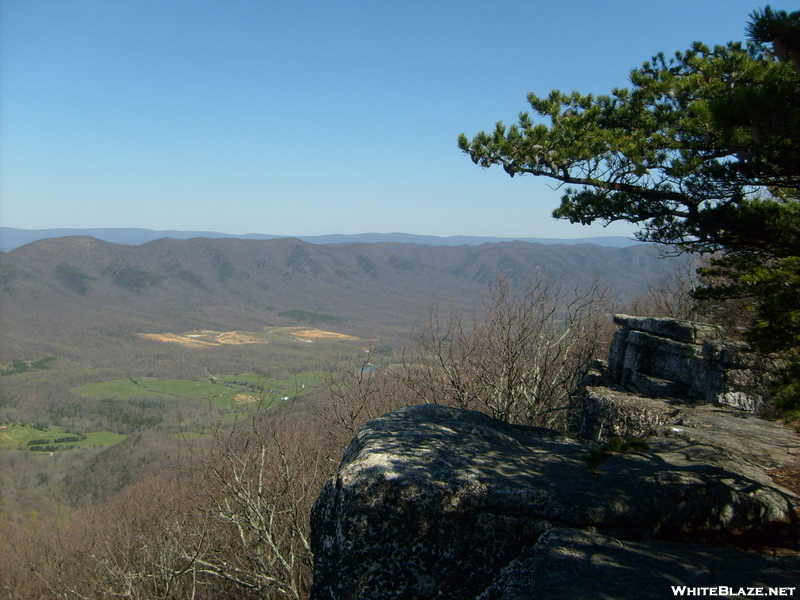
[458,6,800,410]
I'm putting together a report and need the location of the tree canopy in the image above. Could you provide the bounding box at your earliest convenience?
[458,6,800,410]
[458,6,799,255]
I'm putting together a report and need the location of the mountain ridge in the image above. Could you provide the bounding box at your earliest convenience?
[0,227,640,252]
[1,235,679,372]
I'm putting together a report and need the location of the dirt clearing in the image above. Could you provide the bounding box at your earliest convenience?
[291,328,358,340]
[140,327,358,348]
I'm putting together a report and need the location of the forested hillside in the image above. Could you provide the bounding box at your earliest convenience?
[0,235,684,598]
[2,235,672,359]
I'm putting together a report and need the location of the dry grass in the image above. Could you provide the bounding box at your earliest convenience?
[290,328,358,340]
[768,466,800,496]
[216,331,267,344]
[138,330,268,347]
[138,327,358,349]
[138,332,218,347]
[233,393,258,404]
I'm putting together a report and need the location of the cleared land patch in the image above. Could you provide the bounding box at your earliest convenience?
[233,393,258,404]
[138,326,358,348]
[138,333,218,347]
[291,328,358,340]
[0,424,126,451]
[138,330,267,347]
[74,372,322,409]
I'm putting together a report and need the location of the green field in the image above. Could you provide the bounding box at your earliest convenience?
[0,423,127,451]
[0,356,57,376]
[74,371,322,408]
[1,324,357,456]
[0,371,323,453]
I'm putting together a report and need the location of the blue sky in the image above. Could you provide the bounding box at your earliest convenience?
[0,1,770,239]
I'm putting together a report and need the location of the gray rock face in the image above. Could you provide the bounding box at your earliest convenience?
[569,386,683,440]
[570,315,777,442]
[612,314,724,344]
[477,528,800,600]
[607,314,767,411]
[310,404,800,600]
[310,316,799,599]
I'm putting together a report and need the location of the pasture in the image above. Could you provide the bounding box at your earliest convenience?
[73,371,322,408]
[0,423,126,451]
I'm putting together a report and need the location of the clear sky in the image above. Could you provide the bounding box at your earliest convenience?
[0,0,771,239]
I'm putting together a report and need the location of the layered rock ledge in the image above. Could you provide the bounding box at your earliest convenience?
[605,314,768,411]
[570,314,774,441]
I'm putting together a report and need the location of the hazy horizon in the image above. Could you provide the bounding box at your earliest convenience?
[0,225,642,252]
[1,1,766,239]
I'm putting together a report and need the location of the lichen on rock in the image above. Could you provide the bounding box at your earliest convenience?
[310,402,800,599]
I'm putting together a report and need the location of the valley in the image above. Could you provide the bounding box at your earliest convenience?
[0,233,691,597]
[0,235,682,449]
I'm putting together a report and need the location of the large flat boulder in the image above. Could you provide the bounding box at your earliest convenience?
[310,404,799,600]
[477,528,800,600]
[569,386,683,440]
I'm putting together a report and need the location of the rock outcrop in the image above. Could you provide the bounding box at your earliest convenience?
[310,404,800,599]
[606,314,768,411]
[570,314,774,441]
[310,316,800,599]
[477,528,800,600]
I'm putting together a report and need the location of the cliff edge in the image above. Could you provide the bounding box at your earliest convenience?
[310,317,800,599]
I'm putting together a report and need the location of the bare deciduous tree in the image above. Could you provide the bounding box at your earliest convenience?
[3,404,331,600]
[625,254,703,321]
[401,274,611,427]
[311,351,417,454]
[624,254,755,340]
[191,404,327,600]
[3,475,209,600]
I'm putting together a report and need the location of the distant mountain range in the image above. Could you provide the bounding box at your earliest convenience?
[0,227,640,252]
[1,235,676,365]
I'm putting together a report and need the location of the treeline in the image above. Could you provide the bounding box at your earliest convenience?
[26,434,88,452]
[28,444,73,453]
[27,435,86,445]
